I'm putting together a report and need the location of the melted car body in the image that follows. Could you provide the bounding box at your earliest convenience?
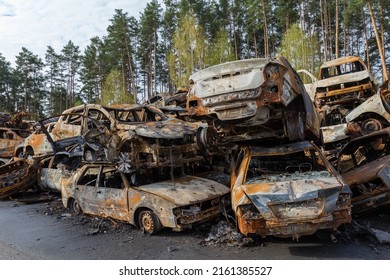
[18,104,202,170]
[38,163,230,233]
[0,128,30,160]
[186,57,320,150]
[321,80,390,148]
[337,128,390,213]
[231,142,351,239]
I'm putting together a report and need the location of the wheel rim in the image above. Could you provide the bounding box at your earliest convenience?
[362,118,382,134]
[71,199,81,215]
[141,212,154,233]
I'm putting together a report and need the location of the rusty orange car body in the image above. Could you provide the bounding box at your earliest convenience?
[186,57,320,150]
[38,163,230,233]
[230,142,352,239]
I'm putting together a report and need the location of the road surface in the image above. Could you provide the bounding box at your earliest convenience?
[0,198,390,260]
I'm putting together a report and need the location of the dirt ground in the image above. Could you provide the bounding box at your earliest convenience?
[1,193,390,260]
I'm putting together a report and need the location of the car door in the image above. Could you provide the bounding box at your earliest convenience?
[95,166,130,222]
[74,166,101,215]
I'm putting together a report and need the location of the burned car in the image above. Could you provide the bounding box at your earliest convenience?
[321,79,390,148]
[186,57,320,150]
[0,128,30,161]
[19,104,202,170]
[0,158,37,199]
[230,142,351,239]
[15,120,56,158]
[39,163,230,233]
[165,87,189,107]
[315,56,376,147]
[337,129,390,214]
[316,56,376,111]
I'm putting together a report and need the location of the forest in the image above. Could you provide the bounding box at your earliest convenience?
[0,0,389,118]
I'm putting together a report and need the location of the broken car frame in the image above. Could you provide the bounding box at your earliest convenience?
[337,128,390,214]
[38,163,230,234]
[230,141,352,239]
[186,57,320,151]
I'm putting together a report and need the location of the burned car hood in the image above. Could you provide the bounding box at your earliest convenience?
[189,58,270,98]
[136,175,229,206]
[316,71,370,89]
[242,171,342,220]
[118,119,199,139]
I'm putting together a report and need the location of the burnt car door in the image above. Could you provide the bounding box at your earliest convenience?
[74,166,101,215]
[95,166,130,221]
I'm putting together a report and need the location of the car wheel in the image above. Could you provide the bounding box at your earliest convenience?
[361,118,382,135]
[138,210,161,234]
[69,199,82,216]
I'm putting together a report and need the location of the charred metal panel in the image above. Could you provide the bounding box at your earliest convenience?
[231,142,351,239]
[0,128,29,158]
[346,93,390,123]
[337,131,390,213]
[187,57,320,147]
[321,123,349,144]
[60,163,230,233]
[38,168,72,192]
[0,159,36,199]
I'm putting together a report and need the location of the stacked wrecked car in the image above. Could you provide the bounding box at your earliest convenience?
[187,57,353,239]
[2,54,389,241]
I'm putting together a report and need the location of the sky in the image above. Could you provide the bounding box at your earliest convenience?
[0,0,149,65]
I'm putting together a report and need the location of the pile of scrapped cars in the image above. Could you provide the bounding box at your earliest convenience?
[1,55,389,241]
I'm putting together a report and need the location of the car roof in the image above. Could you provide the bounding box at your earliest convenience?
[320,56,364,69]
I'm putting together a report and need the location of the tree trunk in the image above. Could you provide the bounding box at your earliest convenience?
[320,0,328,61]
[335,0,339,58]
[254,33,258,58]
[363,8,371,72]
[154,28,157,96]
[367,0,388,81]
[262,0,269,57]
[343,0,347,56]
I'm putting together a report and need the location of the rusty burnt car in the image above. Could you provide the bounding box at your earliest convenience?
[230,141,351,239]
[315,56,376,146]
[18,104,202,169]
[186,57,320,150]
[321,79,390,148]
[336,128,390,214]
[0,127,31,161]
[315,56,376,125]
[0,158,37,199]
[165,86,189,107]
[14,120,56,158]
[38,163,230,233]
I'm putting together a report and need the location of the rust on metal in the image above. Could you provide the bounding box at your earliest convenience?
[231,142,351,239]
[186,56,320,149]
[337,129,390,213]
[48,163,230,233]
[0,158,37,199]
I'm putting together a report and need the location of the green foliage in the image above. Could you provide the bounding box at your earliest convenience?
[168,13,210,87]
[101,69,134,105]
[279,24,320,75]
[1,0,390,117]
[206,29,235,65]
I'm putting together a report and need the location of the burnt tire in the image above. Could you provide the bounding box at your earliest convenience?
[138,210,161,234]
[361,118,383,135]
[69,199,82,216]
